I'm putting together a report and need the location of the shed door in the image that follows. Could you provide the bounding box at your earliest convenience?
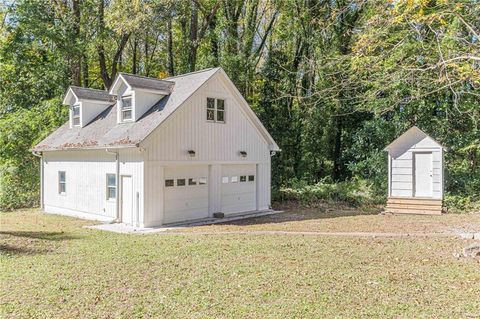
[121,175,133,225]
[414,152,433,197]
[163,166,209,224]
[221,165,256,215]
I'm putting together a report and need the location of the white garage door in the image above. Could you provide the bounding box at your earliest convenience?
[221,165,256,215]
[164,166,209,224]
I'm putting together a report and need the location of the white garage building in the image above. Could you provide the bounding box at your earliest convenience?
[33,68,279,227]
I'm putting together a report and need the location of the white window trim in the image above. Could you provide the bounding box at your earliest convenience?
[206,97,226,123]
[58,171,66,195]
[121,95,133,122]
[72,103,80,127]
[106,174,116,201]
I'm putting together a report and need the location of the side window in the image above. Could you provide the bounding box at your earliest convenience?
[106,174,116,200]
[58,171,66,194]
[72,104,80,126]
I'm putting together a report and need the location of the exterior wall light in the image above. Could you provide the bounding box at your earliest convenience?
[188,150,196,157]
[239,151,247,157]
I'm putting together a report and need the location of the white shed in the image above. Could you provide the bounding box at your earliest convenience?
[384,126,445,215]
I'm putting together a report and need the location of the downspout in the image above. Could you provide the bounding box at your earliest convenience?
[32,151,43,210]
[106,149,120,222]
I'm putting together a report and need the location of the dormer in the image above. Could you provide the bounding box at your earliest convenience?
[109,73,175,123]
[63,86,114,128]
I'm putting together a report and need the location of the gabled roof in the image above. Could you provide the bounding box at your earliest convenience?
[33,67,279,152]
[63,86,114,105]
[384,126,444,152]
[109,73,175,95]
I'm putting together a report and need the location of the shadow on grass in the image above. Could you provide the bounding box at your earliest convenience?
[215,205,382,227]
[0,243,52,256]
[0,231,80,241]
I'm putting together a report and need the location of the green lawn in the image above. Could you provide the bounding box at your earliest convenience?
[1,209,479,319]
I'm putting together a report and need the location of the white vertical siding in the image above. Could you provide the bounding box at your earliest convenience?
[389,135,443,199]
[42,148,144,222]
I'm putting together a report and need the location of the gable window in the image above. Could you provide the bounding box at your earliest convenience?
[206,98,225,123]
[58,171,66,194]
[72,104,80,126]
[106,174,116,200]
[121,96,133,121]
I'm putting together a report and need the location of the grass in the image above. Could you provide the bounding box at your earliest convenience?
[1,208,480,318]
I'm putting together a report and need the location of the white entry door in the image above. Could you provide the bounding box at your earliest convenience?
[163,166,209,224]
[121,175,134,225]
[414,152,433,197]
[221,164,256,215]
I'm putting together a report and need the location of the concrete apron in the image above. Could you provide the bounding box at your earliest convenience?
[84,210,282,234]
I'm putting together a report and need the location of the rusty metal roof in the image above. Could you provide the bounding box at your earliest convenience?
[33,68,219,151]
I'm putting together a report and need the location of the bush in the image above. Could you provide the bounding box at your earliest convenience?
[273,178,385,207]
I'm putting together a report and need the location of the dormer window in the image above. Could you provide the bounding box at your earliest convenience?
[207,97,225,123]
[121,96,133,121]
[72,104,80,126]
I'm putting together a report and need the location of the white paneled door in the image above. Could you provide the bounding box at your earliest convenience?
[221,164,256,215]
[121,175,133,225]
[163,166,209,224]
[414,152,433,197]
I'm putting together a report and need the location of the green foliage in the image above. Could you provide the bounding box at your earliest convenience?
[274,178,385,207]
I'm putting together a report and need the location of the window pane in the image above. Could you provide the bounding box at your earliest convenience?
[122,97,132,108]
[165,179,174,187]
[108,187,116,199]
[240,176,247,182]
[59,171,65,182]
[59,183,66,194]
[217,110,225,122]
[122,110,132,120]
[73,117,80,126]
[222,176,229,184]
[217,99,225,110]
[107,174,116,186]
[207,97,215,109]
[73,105,80,116]
[177,179,186,186]
[199,177,207,185]
[207,109,215,121]
[188,178,197,186]
[231,176,238,183]
[248,175,255,182]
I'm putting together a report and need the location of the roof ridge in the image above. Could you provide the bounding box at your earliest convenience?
[164,67,219,80]
[70,86,109,92]
[119,72,175,83]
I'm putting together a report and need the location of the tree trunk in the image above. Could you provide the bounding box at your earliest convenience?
[82,53,89,87]
[167,17,175,76]
[188,0,198,72]
[132,37,137,74]
[71,0,81,86]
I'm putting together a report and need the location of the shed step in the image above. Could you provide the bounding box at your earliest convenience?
[387,198,442,205]
[386,204,442,211]
[384,208,443,215]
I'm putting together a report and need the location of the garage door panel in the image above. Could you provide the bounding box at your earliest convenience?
[164,166,209,224]
[221,164,256,215]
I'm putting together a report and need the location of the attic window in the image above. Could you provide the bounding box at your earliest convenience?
[72,104,80,126]
[206,98,225,123]
[121,96,133,121]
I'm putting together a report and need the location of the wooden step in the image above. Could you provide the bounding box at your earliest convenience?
[387,198,442,206]
[384,208,443,215]
[386,204,442,211]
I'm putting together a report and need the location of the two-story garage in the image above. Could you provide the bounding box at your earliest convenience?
[33,68,279,227]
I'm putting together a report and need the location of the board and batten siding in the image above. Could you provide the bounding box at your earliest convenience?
[42,148,144,223]
[389,136,443,199]
[141,72,272,226]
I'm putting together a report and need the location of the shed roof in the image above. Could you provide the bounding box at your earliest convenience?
[110,73,175,94]
[384,126,445,153]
